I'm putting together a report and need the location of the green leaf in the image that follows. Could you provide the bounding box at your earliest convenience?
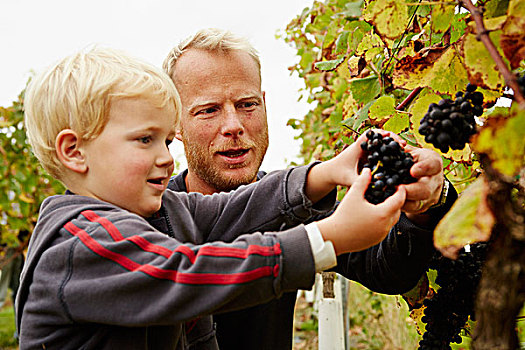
[393,46,469,94]
[484,0,510,18]
[335,31,350,55]
[434,177,495,259]
[343,99,375,131]
[472,108,525,177]
[362,0,409,39]
[463,19,507,90]
[451,13,468,44]
[348,76,380,104]
[500,0,525,69]
[342,0,364,18]
[369,95,396,120]
[383,112,409,133]
[314,57,345,71]
[427,48,470,95]
[431,2,455,33]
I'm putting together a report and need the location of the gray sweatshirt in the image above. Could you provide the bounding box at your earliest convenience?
[16,164,335,350]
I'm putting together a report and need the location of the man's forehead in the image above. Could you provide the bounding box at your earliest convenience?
[173,49,261,84]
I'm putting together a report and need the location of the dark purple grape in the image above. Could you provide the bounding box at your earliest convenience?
[360,130,416,204]
[417,83,482,152]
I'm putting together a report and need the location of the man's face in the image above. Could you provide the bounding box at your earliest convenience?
[172,49,269,192]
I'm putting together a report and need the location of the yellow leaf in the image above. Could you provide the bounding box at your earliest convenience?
[19,193,35,204]
[434,177,495,259]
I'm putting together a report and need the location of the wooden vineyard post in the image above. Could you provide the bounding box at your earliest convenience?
[318,271,346,349]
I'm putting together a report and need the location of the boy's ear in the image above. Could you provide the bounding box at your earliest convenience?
[175,128,183,141]
[55,129,87,173]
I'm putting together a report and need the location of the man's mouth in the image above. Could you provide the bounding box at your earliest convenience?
[218,149,249,158]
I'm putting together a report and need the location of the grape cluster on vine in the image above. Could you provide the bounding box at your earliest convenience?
[360,130,416,204]
[418,83,483,153]
[418,242,489,350]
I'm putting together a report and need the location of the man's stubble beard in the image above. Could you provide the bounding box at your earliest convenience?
[182,130,269,192]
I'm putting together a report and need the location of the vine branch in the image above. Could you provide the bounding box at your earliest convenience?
[396,87,423,111]
[460,0,525,107]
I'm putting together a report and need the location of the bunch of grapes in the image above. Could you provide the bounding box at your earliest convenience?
[360,130,416,204]
[418,83,483,153]
[418,242,489,350]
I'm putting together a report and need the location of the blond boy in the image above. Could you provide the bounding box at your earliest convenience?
[16,47,405,349]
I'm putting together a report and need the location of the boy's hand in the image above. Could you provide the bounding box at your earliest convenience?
[316,168,406,255]
[304,132,368,203]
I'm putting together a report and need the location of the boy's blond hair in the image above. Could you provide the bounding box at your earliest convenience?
[24,46,180,182]
[162,28,261,80]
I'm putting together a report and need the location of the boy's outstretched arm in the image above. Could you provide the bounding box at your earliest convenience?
[304,132,368,203]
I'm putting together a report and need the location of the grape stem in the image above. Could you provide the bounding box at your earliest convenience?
[460,0,525,107]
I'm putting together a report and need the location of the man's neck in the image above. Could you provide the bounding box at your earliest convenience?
[184,171,220,195]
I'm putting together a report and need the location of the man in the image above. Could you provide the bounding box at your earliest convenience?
[163,28,456,349]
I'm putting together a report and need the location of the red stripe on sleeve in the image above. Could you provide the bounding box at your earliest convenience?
[81,210,123,241]
[63,221,277,285]
[79,210,280,263]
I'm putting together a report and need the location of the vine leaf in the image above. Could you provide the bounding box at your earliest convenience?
[500,0,525,69]
[471,108,525,177]
[369,95,395,120]
[383,112,409,133]
[484,0,511,18]
[393,46,469,94]
[431,2,455,33]
[348,76,380,104]
[367,96,408,132]
[434,176,495,259]
[315,56,345,71]
[362,0,408,40]
[462,16,507,90]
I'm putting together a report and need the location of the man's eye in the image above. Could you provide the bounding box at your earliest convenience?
[239,102,258,109]
[197,107,218,116]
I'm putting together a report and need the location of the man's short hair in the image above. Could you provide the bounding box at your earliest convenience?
[163,28,261,80]
[24,46,180,181]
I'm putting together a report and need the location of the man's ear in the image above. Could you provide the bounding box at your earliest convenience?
[262,91,267,114]
[55,129,87,173]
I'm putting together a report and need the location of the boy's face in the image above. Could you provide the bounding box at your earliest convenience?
[82,97,175,217]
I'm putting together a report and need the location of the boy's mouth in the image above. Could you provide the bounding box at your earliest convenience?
[147,179,163,185]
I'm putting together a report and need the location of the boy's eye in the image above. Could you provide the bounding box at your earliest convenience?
[138,136,152,144]
[165,139,173,148]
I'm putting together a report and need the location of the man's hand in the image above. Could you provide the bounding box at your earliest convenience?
[402,145,444,222]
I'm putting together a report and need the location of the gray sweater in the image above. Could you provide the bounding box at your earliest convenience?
[16,164,335,350]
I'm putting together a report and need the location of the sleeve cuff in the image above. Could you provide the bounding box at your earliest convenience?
[305,222,337,272]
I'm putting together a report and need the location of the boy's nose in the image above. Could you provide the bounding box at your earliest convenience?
[158,144,174,167]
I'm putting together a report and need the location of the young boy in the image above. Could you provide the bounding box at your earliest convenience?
[16,47,406,349]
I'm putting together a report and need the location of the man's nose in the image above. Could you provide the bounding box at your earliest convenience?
[220,106,244,138]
